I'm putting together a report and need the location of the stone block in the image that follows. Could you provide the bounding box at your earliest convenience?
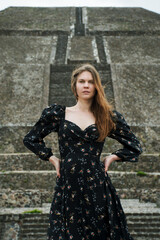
[117,188,159,203]
[110,64,160,126]
[0,189,42,208]
[87,7,160,32]
[1,222,20,240]
[0,7,74,32]
[68,36,97,63]
[0,64,50,126]
[104,36,160,64]
[0,36,53,64]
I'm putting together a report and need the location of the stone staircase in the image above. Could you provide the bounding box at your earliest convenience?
[0,200,160,240]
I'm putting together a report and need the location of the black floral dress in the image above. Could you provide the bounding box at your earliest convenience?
[23,103,143,240]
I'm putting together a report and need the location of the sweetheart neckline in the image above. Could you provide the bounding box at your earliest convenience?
[63,106,97,132]
[63,119,97,132]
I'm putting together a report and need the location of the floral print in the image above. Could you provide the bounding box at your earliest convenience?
[23,103,143,240]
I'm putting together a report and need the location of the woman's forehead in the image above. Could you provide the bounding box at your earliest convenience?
[77,71,93,80]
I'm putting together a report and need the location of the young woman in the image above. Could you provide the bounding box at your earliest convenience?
[23,63,143,240]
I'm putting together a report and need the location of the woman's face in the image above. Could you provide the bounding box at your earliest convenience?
[76,71,96,100]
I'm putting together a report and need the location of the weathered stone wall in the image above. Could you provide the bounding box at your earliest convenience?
[87,8,160,32]
[0,36,53,126]
[0,7,74,32]
[104,36,160,126]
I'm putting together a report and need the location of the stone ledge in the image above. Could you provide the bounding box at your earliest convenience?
[0,153,159,172]
[0,188,159,208]
[0,170,159,190]
[0,199,160,214]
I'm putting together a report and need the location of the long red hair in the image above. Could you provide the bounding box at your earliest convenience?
[71,63,116,142]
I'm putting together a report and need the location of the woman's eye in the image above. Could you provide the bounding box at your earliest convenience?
[78,80,94,84]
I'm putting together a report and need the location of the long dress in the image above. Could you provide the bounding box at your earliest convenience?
[23,103,143,240]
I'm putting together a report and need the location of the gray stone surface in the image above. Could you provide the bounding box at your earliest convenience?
[0,7,74,32]
[1,222,20,240]
[87,7,160,32]
[0,35,54,127]
[68,36,97,63]
[117,188,159,204]
[110,64,160,126]
[0,64,50,126]
[0,36,53,64]
[104,36,160,64]
[0,189,42,208]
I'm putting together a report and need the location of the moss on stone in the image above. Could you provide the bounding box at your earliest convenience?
[22,209,42,214]
[137,171,147,176]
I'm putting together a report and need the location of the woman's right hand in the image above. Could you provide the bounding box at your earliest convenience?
[49,155,61,178]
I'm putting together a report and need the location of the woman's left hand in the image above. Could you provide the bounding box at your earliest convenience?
[103,154,121,173]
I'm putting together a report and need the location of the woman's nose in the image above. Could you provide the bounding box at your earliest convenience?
[84,82,89,87]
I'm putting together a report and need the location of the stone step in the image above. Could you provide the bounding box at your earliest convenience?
[0,188,159,208]
[20,229,160,238]
[0,170,159,190]
[0,153,159,172]
[135,238,160,240]
[20,233,47,239]
[127,216,160,221]
[116,188,159,203]
[130,227,160,232]
[20,221,160,230]
[131,233,160,238]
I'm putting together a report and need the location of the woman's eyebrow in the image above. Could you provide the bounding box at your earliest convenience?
[78,78,94,81]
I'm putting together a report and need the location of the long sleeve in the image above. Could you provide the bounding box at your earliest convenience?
[23,103,63,161]
[108,110,143,162]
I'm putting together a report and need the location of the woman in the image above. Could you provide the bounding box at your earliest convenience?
[23,63,143,240]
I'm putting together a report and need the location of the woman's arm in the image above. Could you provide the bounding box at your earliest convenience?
[103,110,143,172]
[107,110,143,162]
[23,104,62,161]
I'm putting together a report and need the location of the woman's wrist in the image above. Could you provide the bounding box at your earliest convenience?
[110,154,121,161]
[49,155,55,162]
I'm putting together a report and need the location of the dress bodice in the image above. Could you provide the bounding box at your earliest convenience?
[23,103,143,162]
